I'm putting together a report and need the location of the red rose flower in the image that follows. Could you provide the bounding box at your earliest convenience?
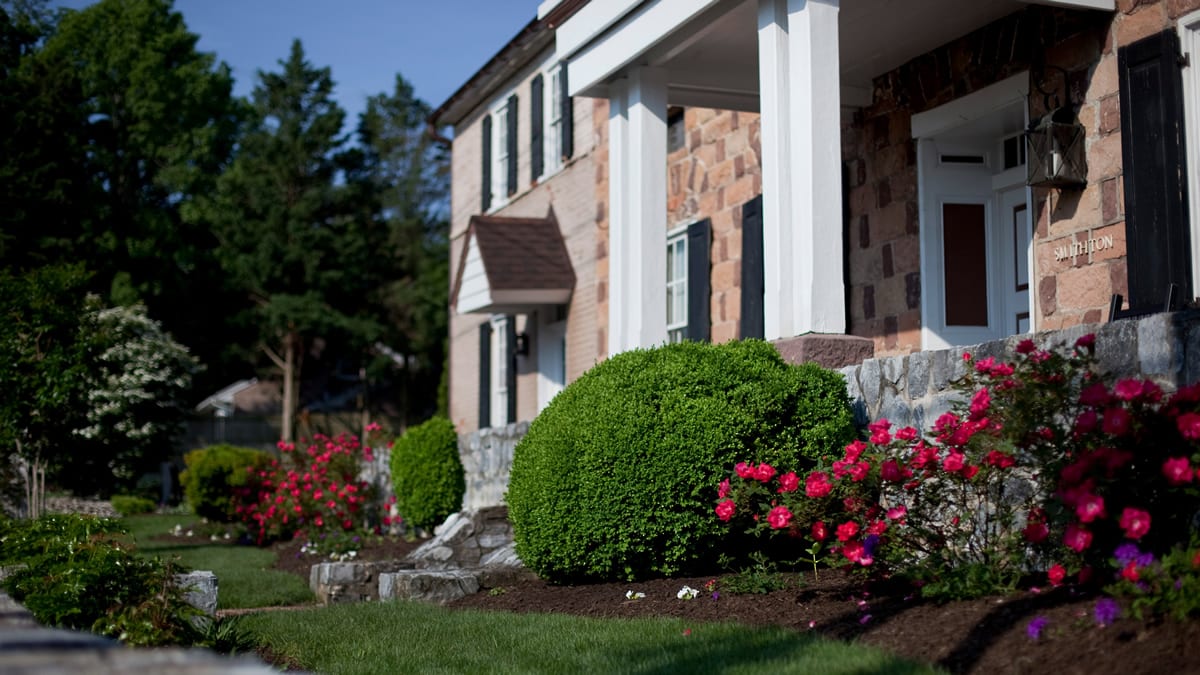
[836,521,859,542]
[1047,563,1066,586]
[1119,507,1151,540]
[1163,457,1193,486]
[805,471,833,498]
[812,521,828,541]
[777,472,799,493]
[715,500,736,522]
[767,505,793,529]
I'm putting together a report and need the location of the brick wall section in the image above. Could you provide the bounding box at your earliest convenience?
[843,3,1199,358]
[667,109,763,344]
[593,98,610,357]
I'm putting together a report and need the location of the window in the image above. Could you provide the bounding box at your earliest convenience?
[667,107,685,153]
[490,315,509,427]
[493,104,509,207]
[666,231,688,343]
[545,66,564,175]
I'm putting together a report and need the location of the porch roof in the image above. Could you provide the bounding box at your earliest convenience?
[451,212,576,315]
[556,0,1115,110]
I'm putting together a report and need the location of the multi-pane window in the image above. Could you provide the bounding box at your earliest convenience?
[666,233,688,343]
[490,315,508,427]
[545,65,564,175]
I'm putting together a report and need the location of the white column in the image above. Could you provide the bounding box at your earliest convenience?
[608,66,669,355]
[757,0,845,339]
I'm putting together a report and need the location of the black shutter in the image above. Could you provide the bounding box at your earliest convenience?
[560,62,574,160]
[686,219,711,342]
[530,74,544,180]
[740,196,765,339]
[478,322,492,428]
[481,114,492,211]
[506,94,518,196]
[505,316,517,424]
[1118,30,1192,310]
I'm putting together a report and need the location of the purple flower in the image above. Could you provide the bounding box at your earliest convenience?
[711,591,720,601]
[1094,597,1120,626]
[1026,616,1048,640]
[858,614,872,625]
[863,534,880,559]
[1113,543,1140,566]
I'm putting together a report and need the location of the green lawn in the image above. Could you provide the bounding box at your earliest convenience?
[243,600,940,675]
[123,513,314,609]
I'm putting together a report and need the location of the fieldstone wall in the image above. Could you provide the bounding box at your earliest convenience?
[458,422,528,510]
[309,560,413,605]
[840,311,1200,431]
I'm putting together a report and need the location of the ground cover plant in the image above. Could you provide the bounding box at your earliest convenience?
[507,339,855,582]
[0,513,202,645]
[181,444,273,522]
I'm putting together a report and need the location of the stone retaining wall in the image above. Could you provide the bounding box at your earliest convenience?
[458,422,528,510]
[839,311,1200,431]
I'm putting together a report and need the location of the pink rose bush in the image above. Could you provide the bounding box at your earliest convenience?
[715,333,1200,609]
[235,431,385,544]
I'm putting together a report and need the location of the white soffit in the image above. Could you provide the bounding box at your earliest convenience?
[1024,0,1114,10]
[911,72,1030,139]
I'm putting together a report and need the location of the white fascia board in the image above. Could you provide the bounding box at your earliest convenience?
[560,0,723,97]
[911,72,1029,139]
[1023,0,1114,10]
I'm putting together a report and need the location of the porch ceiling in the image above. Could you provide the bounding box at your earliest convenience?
[568,0,1113,110]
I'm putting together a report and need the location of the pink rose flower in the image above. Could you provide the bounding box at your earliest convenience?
[836,521,859,542]
[886,505,907,521]
[841,539,864,563]
[1163,457,1194,485]
[1016,339,1037,354]
[1177,412,1200,441]
[844,440,867,463]
[715,499,736,522]
[805,471,833,498]
[767,505,793,529]
[1075,333,1095,351]
[943,452,965,473]
[717,478,731,499]
[880,459,905,483]
[754,463,777,483]
[1075,493,1106,523]
[1047,563,1066,586]
[1102,407,1131,436]
[1064,524,1093,553]
[812,521,828,541]
[735,462,754,479]
[1023,521,1049,543]
[777,472,799,493]
[895,426,918,441]
[1119,507,1151,540]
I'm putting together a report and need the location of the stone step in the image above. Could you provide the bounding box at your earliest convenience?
[378,569,481,605]
[310,560,415,605]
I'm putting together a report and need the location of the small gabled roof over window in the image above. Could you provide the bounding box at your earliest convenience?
[452,211,575,315]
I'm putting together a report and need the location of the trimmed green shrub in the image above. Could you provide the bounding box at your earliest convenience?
[110,494,156,516]
[181,444,272,522]
[390,416,465,531]
[507,339,855,583]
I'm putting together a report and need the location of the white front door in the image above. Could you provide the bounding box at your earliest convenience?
[536,314,566,412]
[918,131,1033,350]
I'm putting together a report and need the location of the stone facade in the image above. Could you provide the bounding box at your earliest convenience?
[841,310,1200,433]
[457,421,527,510]
[667,109,763,344]
[845,1,1200,357]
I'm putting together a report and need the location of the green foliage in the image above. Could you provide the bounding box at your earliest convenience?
[0,514,201,646]
[181,444,272,522]
[390,416,464,531]
[717,552,798,595]
[507,339,856,583]
[110,494,157,516]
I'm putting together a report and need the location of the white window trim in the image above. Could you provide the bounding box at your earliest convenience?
[541,64,565,180]
[489,315,508,427]
[490,102,510,212]
[1178,10,1200,295]
[666,227,688,343]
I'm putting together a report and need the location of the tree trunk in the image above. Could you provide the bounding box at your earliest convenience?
[282,333,297,443]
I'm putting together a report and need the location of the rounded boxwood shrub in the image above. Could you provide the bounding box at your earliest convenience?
[181,444,272,522]
[390,416,465,532]
[506,339,856,583]
[110,494,156,516]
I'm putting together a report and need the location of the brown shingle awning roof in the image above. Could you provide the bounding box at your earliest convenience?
[452,211,575,314]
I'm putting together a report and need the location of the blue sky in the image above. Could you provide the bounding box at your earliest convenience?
[53,1,539,132]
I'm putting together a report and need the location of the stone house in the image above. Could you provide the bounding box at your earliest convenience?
[437,0,1200,437]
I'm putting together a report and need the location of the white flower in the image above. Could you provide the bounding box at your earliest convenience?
[677,585,700,600]
[625,590,646,600]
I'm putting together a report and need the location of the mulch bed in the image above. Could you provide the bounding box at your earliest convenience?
[153,529,1200,674]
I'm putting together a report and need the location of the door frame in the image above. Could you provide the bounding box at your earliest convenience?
[913,73,1033,350]
[1177,10,1200,295]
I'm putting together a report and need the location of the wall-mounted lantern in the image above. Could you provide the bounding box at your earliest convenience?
[1026,99,1087,188]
